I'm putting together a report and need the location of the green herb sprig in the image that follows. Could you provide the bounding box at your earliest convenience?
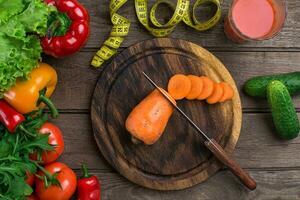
[0,109,53,199]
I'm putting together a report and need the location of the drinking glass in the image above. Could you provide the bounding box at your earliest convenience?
[224,0,287,43]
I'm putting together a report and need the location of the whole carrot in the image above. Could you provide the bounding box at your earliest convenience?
[126,88,175,145]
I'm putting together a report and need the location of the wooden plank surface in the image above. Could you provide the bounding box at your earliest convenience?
[41,0,300,198]
[53,113,300,170]
[45,51,300,110]
[88,170,300,200]
[54,112,300,198]
[81,0,300,49]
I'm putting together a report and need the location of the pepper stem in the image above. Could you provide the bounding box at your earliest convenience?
[81,164,90,178]
[47,12,72,37]
[39,95,59,119]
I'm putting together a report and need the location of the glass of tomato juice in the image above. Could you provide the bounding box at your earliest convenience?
[224,0,286,43]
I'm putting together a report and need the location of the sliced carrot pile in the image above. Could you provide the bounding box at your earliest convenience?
[197,76,214,100]
[166,74,234,104]
[219,82,234,102]
[186,75,203,100]
[206,83,224,104]
[167,74,191,100]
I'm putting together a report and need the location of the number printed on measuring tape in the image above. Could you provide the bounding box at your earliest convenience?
[91,0,130,67]
[91,0,222,68]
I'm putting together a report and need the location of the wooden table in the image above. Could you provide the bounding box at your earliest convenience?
[44,0,300,199]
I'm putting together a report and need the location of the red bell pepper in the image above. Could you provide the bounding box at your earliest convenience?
[41,0,90,57]
[0,100,25,133]
[0,100,35,136]
[77,165,101,200]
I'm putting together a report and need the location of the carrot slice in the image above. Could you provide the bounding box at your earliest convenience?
[159,87,177,105]
[206,83,224,104]
[186,75,203,100]
[167,74,192,100]
[219,82,234,102]
[197,76,214,100]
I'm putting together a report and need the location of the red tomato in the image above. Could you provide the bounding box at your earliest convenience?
[25,171,35,186]
[35,162,77,200]
[27,195,39,200]
[31,122,64,164]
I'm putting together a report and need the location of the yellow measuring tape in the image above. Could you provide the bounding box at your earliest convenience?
[91,0,221,68]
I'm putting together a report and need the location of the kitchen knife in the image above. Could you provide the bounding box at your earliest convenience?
[142,71,257,190]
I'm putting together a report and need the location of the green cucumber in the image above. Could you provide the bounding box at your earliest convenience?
[267,81,300,140]
[244,72,300,98]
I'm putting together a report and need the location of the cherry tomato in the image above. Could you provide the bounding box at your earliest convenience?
[25,171,35,186]
[31,122,64,164]
[35,162,77,200]
[27,195,39,200]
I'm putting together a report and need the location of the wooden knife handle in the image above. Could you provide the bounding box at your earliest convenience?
[204,139,257,190]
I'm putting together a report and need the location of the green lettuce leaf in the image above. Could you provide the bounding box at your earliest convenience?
[0,0,24,24]
[18,0,56,35]
[0,0,56,96]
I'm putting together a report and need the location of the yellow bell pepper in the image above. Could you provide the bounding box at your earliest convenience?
[4,62,59,118]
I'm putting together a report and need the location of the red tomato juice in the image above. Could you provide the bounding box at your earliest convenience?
[225,0,276,42]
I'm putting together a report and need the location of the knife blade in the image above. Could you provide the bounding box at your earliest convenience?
[142,71,257,190]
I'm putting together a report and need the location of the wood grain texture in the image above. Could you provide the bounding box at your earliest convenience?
[91,38,242,190]
[53,112,300,199]
[44,51,300,110]
[81,169,300,200]
[38,0,300,198]
[82,0,300,49]
[54,113,300,170]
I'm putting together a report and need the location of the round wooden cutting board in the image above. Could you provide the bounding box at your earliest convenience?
[91,38,242,190]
